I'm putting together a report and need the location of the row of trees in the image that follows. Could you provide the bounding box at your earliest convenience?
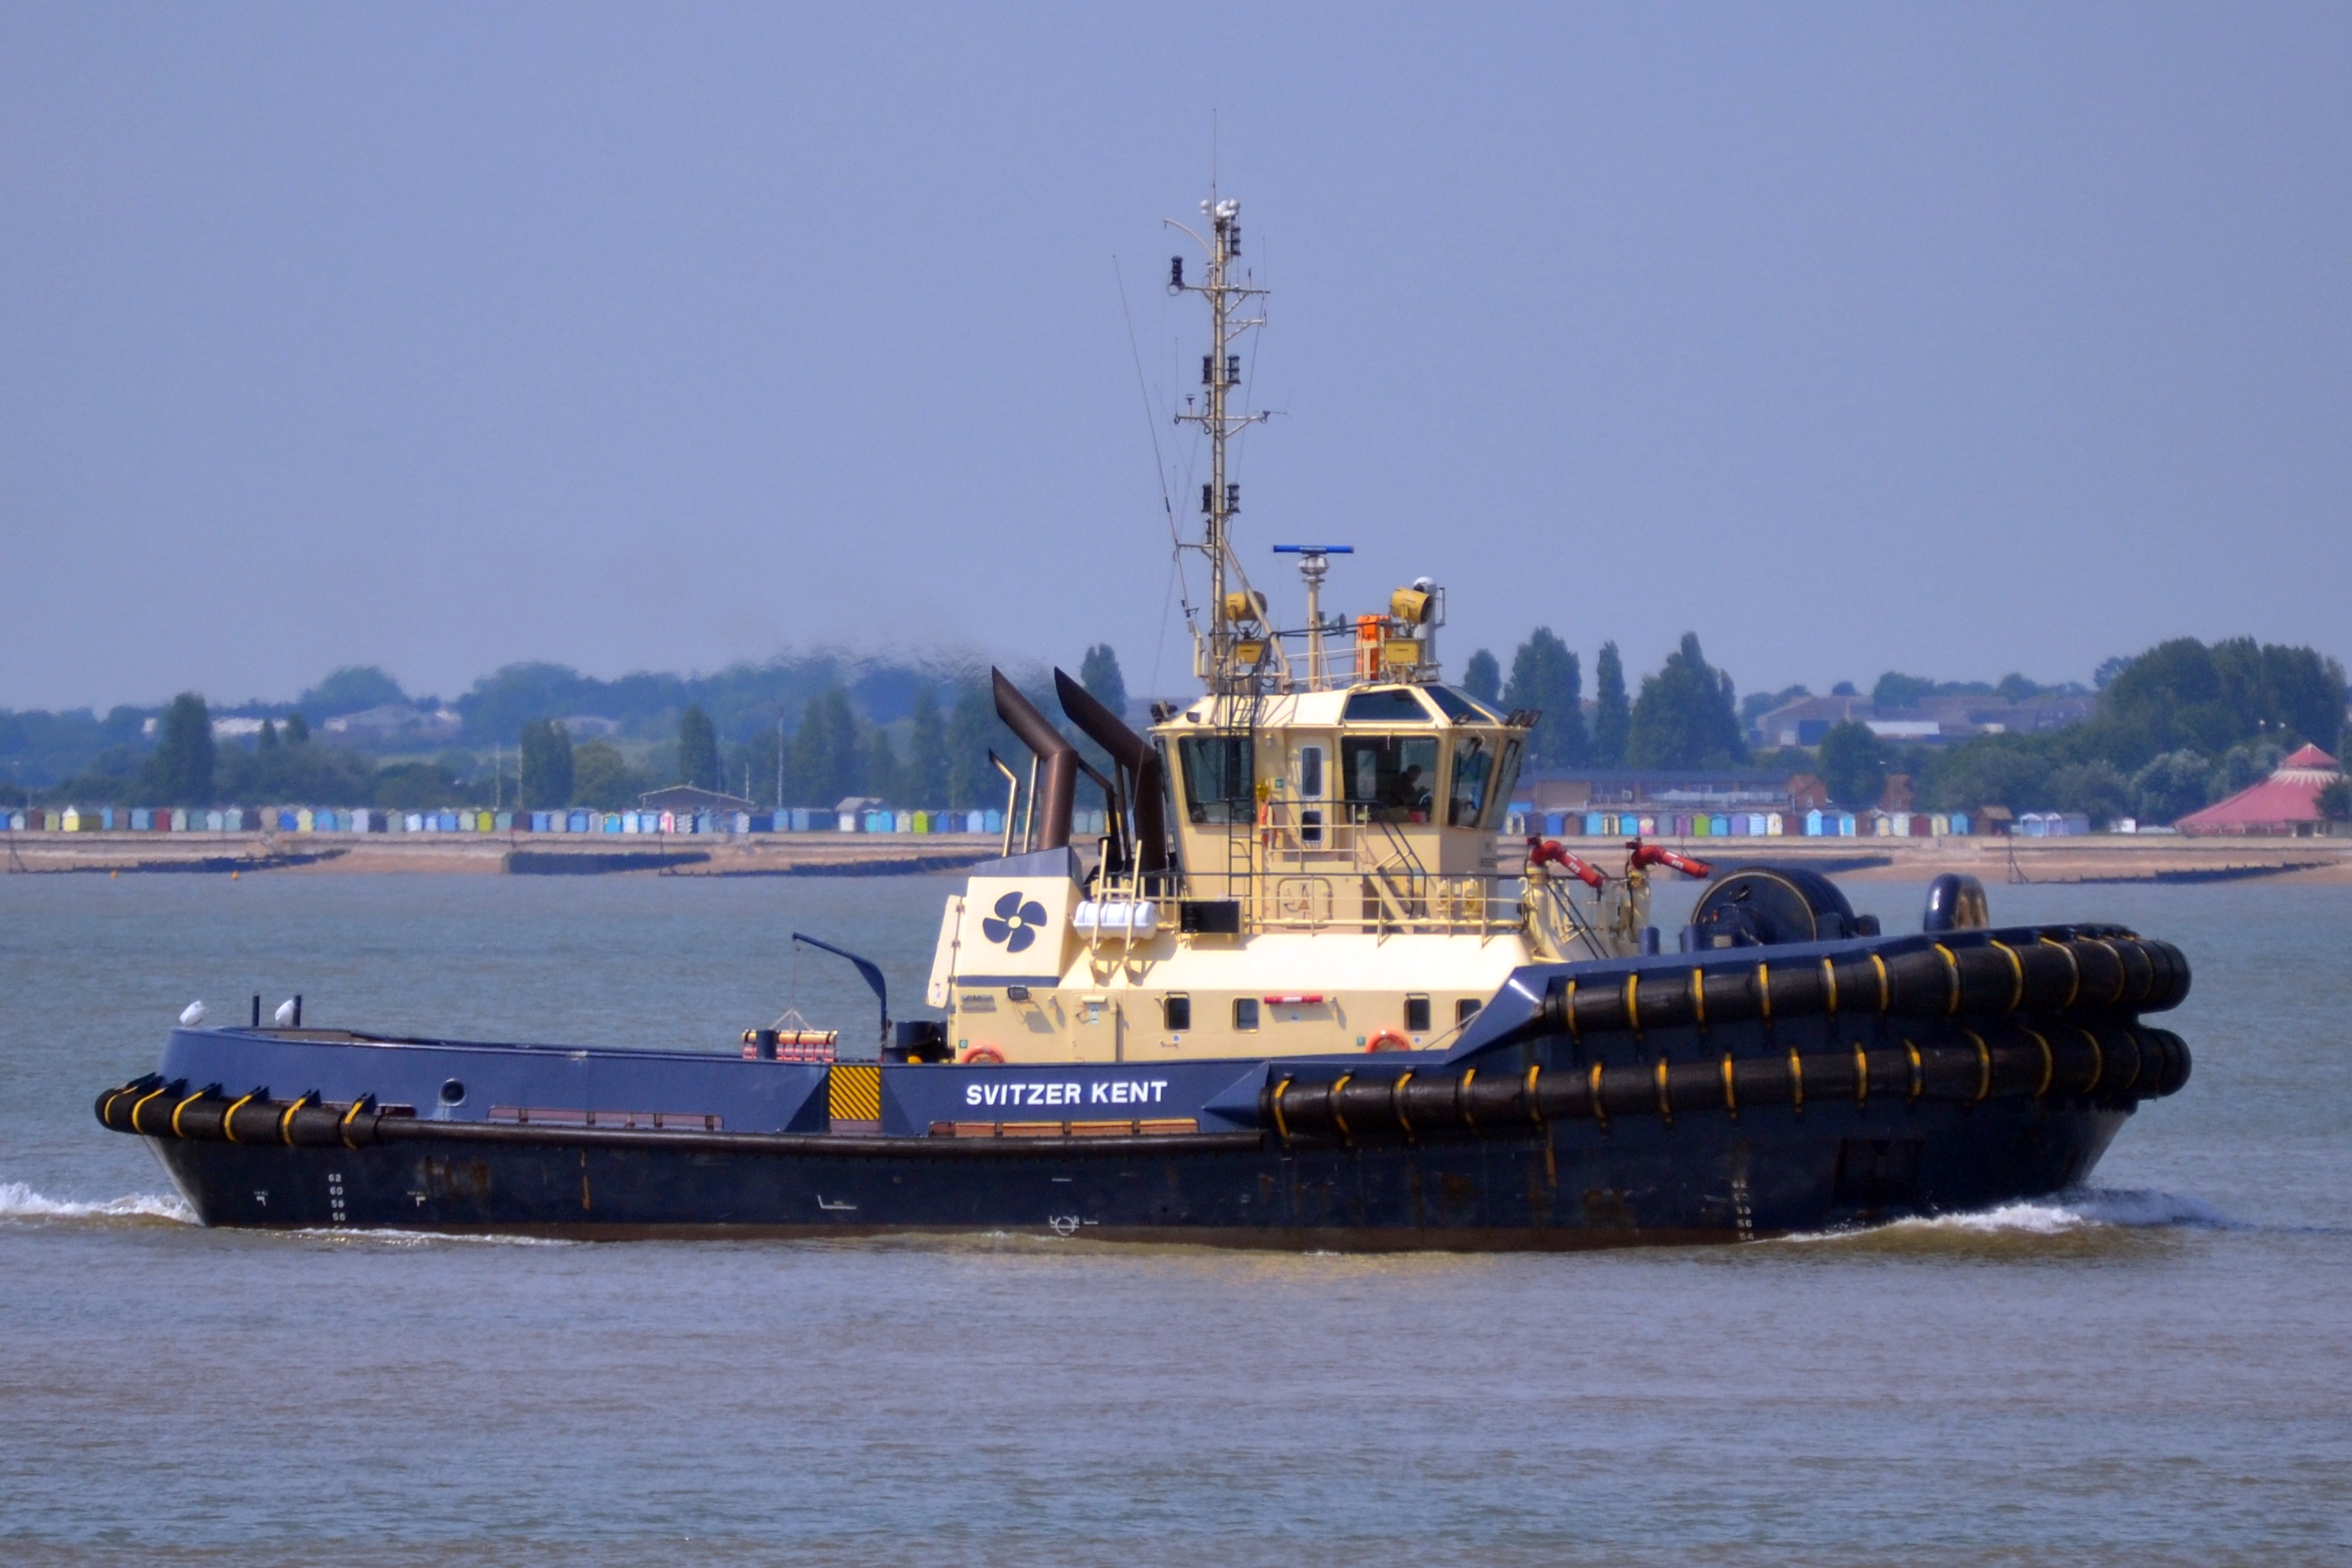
[68,649,1140,813]
[1802,636,2349,822]
[1462,631,1744,770]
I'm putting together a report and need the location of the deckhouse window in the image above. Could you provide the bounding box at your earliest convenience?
[1447,736,1496,827]
[1341,735,1438,823]
[1341,687,1432,723]
[1176,736,1254,825]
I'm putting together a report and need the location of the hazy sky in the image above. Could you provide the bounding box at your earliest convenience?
[4,4,2346,714]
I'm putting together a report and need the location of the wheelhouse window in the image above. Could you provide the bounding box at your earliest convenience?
[1162,994,1191,1030]
[1342,735,1438,823]
[1341,687,1433,723]
[1176,735,1254,825]
[1485,738,1524,829]
[1447,735,1497,827]
[1404,995,1431,1032]
[1423,685,1498,723]
[1232,997,1261,1031]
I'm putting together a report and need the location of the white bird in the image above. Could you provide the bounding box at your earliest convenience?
[273,998,297,1026]
[179,1001,207,1027]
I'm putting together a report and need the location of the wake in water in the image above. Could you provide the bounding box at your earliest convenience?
[1787,1187,2238,1244]
[0,1179,195,1226]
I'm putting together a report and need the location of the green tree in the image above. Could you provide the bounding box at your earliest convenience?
[257,718,280,751]
[372,760,462,811]
[1871,672,1939,710]
[1079,644,1128,721]
[1919,733,2055,814]
[790,688,860,805]
[2318,778,2351,823]
[1995,673,2040,702]
[1817,721,1886,810]
[865,725,902,804]
[945,676,998,810]
[147,693,216,806]
[907,684,948,806]
[2047,760,2131,826]
[739,718,786,809]
[1590,641,1629,767]
[298,666,408,716]
[2101,636,2348,762]
[2130,750,2212,825]
[1625,634,1746,770]
[1462,648,1501,705]
[284,713,310,743]
[518,718,575,808]
[570,740,640,811]
[676,705,720,791]
[1504,628,1586,767]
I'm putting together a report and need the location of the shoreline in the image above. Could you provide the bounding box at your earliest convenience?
[0,831,1006,878]
[3,830,2346,883]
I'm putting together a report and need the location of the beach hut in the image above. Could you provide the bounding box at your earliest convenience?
[1950,811,1970,835]
[1710,814,1730,837]
[293,808,312,832]
[1766,812,1785,836]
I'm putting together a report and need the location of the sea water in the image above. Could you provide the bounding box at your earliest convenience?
[1,871,2345,1565]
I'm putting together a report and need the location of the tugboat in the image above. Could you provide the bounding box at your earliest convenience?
[95,195,2191,1246]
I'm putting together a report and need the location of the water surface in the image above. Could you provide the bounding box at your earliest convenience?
[2,872,2343,1565]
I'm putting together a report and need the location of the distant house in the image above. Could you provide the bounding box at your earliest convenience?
[1753,695,1871,748]
[323,704,462,745]
[638,784,754,815]
[2175,745,2343,837]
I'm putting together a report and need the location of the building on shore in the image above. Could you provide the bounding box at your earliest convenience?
[2176,745,2344,837]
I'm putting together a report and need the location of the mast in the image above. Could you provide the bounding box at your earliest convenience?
[1169,196,1268,695]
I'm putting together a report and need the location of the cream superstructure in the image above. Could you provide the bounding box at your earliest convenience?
[921,194,1656,1065]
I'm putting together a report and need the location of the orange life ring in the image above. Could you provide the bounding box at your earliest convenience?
[1364,1029,1414,1052]
[960,1044,1006,1065]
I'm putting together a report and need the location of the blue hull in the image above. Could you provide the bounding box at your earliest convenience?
[141,1092,2128,1247]
[106,924,2185,1249]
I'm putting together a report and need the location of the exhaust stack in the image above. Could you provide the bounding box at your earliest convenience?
[1053,668,1170,879]
[991,669,1077,852]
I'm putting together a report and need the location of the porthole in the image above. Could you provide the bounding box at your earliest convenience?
[439,1078,467,1106]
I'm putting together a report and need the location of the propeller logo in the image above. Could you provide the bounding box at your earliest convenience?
[982,891,1049,954]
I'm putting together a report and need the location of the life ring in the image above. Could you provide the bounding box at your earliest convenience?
[1364,1029,1415,1053]
[960,1044,1006,1065]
